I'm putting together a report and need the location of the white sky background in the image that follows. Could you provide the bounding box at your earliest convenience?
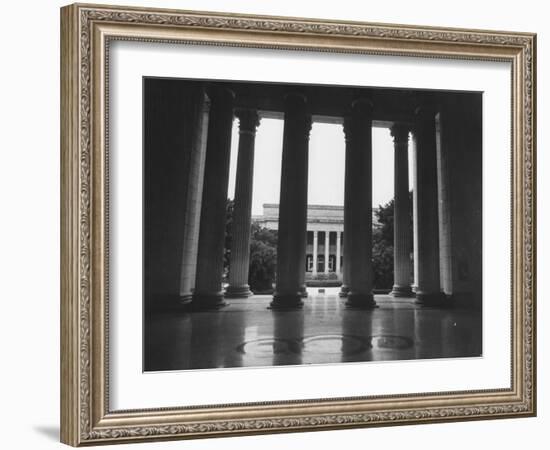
[228,118,411,216]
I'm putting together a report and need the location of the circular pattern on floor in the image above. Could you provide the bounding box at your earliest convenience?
[236,338,298,356]
[370,334,414,350]
[237,334,413,356]
[301,334,369,356]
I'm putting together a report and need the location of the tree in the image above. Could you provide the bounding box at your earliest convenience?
[372,192,413,290]
[224,199,278,292]
[248,222,278,293]
[372,199,395,289]
[223,199,234,280]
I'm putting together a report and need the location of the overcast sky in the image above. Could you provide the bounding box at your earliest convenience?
[228,118,411,216]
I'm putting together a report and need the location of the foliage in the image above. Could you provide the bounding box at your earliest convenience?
[224,199,277,292]
[223,199,234,279]
[372,198,395,289]
[371,192,413,289]
[248,222,278,293]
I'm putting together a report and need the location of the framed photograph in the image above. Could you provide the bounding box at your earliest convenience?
[60,3,536,446]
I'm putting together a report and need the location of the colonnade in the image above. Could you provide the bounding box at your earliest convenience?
[190,86,447,310]
[309,230,342,276]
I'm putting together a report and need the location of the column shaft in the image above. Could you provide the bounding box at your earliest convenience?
[178,88,209,305]
[412,137,419,293]
[413,104,445,306]
[336,231,341,276]
[324,231,330,273]
[192,87,234,309]
[344,99,376,309]
[312,231,318,275]
[226,109,260,298]
[390,124,413,297]
[271,93,311,309]
[340,230,349,296]
[435,111,453,295]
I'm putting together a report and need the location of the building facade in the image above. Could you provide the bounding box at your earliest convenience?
[254,204,345,283]
[253,204,381,285]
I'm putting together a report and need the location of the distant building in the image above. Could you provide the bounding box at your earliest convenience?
[253,203,380,284]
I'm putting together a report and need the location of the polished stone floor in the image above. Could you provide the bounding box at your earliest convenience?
[144,288,482,372]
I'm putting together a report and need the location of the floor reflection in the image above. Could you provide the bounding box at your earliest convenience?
[144,293,482,371]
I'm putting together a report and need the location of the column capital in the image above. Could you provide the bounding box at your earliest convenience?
[283,91,312,137]
[343,97,374,142]
[235,108,260,135]
[350,97,374,115]
[206,84,235,103]
[283,91,308,104]
[413,102,437,138]
[390,123,410,144]
[414,102,437,120]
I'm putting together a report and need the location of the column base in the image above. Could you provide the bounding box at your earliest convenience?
[269,292,304,310]
[224,284,252,298]
[191,292,227,310]
[345,292,377,309]
[415,291,448,307]
[339,285,350,298]
[390,285,414,297]
[178,294,193,309]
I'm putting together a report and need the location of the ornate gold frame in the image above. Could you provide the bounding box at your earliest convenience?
[60,2,536,446]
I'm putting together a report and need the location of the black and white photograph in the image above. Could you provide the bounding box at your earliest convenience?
[0,0,544,446]
[143,78,482,372]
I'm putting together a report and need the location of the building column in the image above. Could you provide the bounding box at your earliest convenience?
[344,99,376,309]
[312,231,318,276]
[192,86,235,310]
[225,109,260,298]
[390,124,413,297]
[178,88,209,305]
[324,231,330,273]
[336,231,341,276]
[339,230,349,296]
[271,93,312,309]
[412,136,419,293]
[413,104,446,306]
[435,111,453,296]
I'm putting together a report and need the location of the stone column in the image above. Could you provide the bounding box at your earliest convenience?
[312,231,318,276]
[435,111,453,296]
[192,86,235,310]
[411,136,419,293]
[271,93,312,309]
[413,104,445,306]
[225,109,260,298]
[390,124,413,297]
[178,88,209,305]
[324,231,330,273]
[339,230,350,296]
[344,99,376,309]
[336,231,341,276]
